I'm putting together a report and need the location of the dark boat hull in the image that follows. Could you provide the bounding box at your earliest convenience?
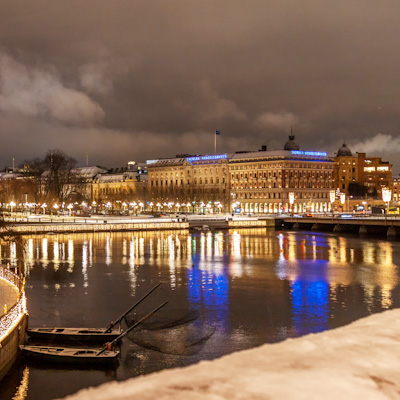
[27,327,122,344]
[20,345,120,366]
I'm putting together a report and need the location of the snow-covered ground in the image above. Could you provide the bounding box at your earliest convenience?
[62,309,400,400]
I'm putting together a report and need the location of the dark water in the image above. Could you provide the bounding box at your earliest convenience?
[1,228,400,400]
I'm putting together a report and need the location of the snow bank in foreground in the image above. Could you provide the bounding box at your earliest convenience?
[62,310,400,400]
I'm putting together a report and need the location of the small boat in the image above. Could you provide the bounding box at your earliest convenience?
[19,345,120,366]
[27,327,122,344]
[27,283,162,344]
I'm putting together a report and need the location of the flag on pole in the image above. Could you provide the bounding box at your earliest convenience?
[216,130,221,135]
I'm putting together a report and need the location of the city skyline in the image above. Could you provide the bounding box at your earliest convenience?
[1,1,400,172]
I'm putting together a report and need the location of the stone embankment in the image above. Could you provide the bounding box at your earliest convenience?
[0,267,28,381]
[0,215,274,234]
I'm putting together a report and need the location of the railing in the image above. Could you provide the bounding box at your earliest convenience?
[0,266,22,290]
[0,266,27,343]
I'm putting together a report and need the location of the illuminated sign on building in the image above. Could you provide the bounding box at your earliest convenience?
[186,154,228,163]
[146,159,159,165]
[291,150,327,157]
[377,166,389,172]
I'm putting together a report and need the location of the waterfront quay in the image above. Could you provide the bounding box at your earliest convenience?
[0,266,28,381]
[279,214,400,237]
[0,214,272,234]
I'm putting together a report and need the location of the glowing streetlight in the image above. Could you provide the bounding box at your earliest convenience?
[289,192,295,215]
[340,193,346,212]
[67,203,73,216]
[382,187,392,214]
[330,190,335,213]
[9,201,16,213]
[42,203,47,215]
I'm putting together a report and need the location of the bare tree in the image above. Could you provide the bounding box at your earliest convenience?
[23,150,78,204]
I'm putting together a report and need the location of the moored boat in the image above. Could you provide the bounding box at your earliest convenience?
[27,327,122,344]
[27,283,162,344]
[19,345,120,366]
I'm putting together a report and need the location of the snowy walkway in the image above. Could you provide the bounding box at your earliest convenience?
[63,309,400,400]
[0,278,18,316]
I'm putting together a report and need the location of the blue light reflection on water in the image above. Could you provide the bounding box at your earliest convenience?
[188,239,230,330]
[276,232,330,334]
[291,261,330,335]
[187,265,229,326]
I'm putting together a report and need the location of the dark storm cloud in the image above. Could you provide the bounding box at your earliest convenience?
[1,1,400,171]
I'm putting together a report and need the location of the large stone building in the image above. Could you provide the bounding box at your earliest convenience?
[147,154,229,213]
[358,152,392,193]
[392,176,400,203]
[147,136,335,214]
[92,163,147,207]
[230,136,334,214]
[333,143,392,196]
[334,143,358,193]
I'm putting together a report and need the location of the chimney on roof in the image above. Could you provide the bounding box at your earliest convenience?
[260,145,267,152]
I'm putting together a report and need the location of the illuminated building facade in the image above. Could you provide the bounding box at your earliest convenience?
[230,147,334,214]
[92,163,147,205]
[147,136,335,214]
[334,143,358,194]
[67,166,108,201]
[392,176,400,203]
[334,144,392,196]
[357,152,392,193]
[147,154,229,212]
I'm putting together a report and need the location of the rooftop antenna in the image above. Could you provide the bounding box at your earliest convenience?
[12,157,15,172]
[86,152,89,167]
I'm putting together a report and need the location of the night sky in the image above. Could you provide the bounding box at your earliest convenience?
[1,1,399,172]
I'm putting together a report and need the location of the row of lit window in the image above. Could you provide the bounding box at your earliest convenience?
[151,177,226,187]
[235,191,330,200]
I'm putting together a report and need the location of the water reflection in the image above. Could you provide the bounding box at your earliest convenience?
[12,367,29,400]
[2,231,400,332]
[1,229,400,400]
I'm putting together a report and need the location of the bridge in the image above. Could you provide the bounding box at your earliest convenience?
[277,215,400,237]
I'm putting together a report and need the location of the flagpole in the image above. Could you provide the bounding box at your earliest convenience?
[214,132,217,154]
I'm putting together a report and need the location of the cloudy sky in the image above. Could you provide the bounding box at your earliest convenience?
[1,1,400,172]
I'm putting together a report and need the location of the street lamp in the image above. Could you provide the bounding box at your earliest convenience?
[288,192,295,215]
[42,203,47,215]
[330,190,335,214]
[382,187,392,214]
[340,193,346,212]
[9,201,16,213]
[53,203,59,216]
[67,203,73,216]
